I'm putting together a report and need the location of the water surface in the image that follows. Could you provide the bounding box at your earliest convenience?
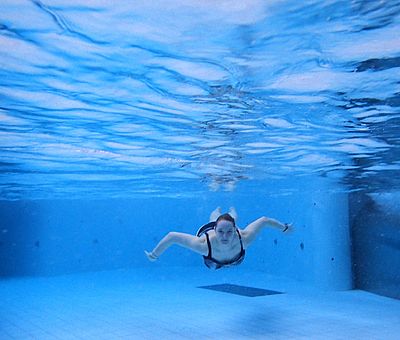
[1,0,399,199]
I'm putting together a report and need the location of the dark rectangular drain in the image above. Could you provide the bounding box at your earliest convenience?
[198,284,283,297]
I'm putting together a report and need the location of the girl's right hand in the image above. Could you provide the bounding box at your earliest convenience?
[144,250,158,262]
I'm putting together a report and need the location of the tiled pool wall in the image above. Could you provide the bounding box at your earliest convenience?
[0,175,358,292]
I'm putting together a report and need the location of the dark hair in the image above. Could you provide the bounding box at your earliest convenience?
[216,213,236,228]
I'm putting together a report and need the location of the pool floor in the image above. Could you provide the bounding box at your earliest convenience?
[1,267,399,339]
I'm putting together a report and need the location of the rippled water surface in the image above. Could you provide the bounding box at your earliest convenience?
[1,0,400,199]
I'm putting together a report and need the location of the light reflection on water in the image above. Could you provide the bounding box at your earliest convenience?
[0,0,399,199]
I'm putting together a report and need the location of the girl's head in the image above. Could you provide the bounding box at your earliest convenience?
[216,213,235,227]
[215,213,236,245]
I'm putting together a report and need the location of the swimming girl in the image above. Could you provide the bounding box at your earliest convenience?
[144,207,293,269]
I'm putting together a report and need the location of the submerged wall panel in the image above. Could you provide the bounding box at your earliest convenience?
[350,192,400,300]
[0,177,352,291]
[0,198,203,276]
[241,176,352,290]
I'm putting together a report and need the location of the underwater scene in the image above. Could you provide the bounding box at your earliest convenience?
[0,1,399,339]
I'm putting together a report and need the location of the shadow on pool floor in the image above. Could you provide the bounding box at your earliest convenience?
[198,283,283,297]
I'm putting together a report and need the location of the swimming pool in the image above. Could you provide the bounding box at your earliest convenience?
[1,1,399,339]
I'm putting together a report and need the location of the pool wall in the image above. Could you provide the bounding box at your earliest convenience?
[350,191,400,299]
[0,176,353,291]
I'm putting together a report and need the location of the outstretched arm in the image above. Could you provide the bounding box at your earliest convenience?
[145,232,206,262]
[241,216,293,247]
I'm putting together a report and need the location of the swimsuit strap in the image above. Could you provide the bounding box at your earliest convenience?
[236,229,244,252]
[204,232,212,258]
[196,221,216,237]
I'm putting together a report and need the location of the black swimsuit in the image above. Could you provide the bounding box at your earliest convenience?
[196,222,246,270]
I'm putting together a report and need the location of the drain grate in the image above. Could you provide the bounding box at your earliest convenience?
[198,283,283,297]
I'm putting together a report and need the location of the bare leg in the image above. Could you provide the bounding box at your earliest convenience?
[229,207,238,222]
[209,207,222,222]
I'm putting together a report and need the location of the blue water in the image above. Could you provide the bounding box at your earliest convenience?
[1,0,400,199]
[1,4,400,338]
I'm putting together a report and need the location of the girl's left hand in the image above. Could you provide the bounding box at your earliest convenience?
[283,223,294,233]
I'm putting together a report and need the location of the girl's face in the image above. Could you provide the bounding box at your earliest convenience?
[215,220,235,245]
